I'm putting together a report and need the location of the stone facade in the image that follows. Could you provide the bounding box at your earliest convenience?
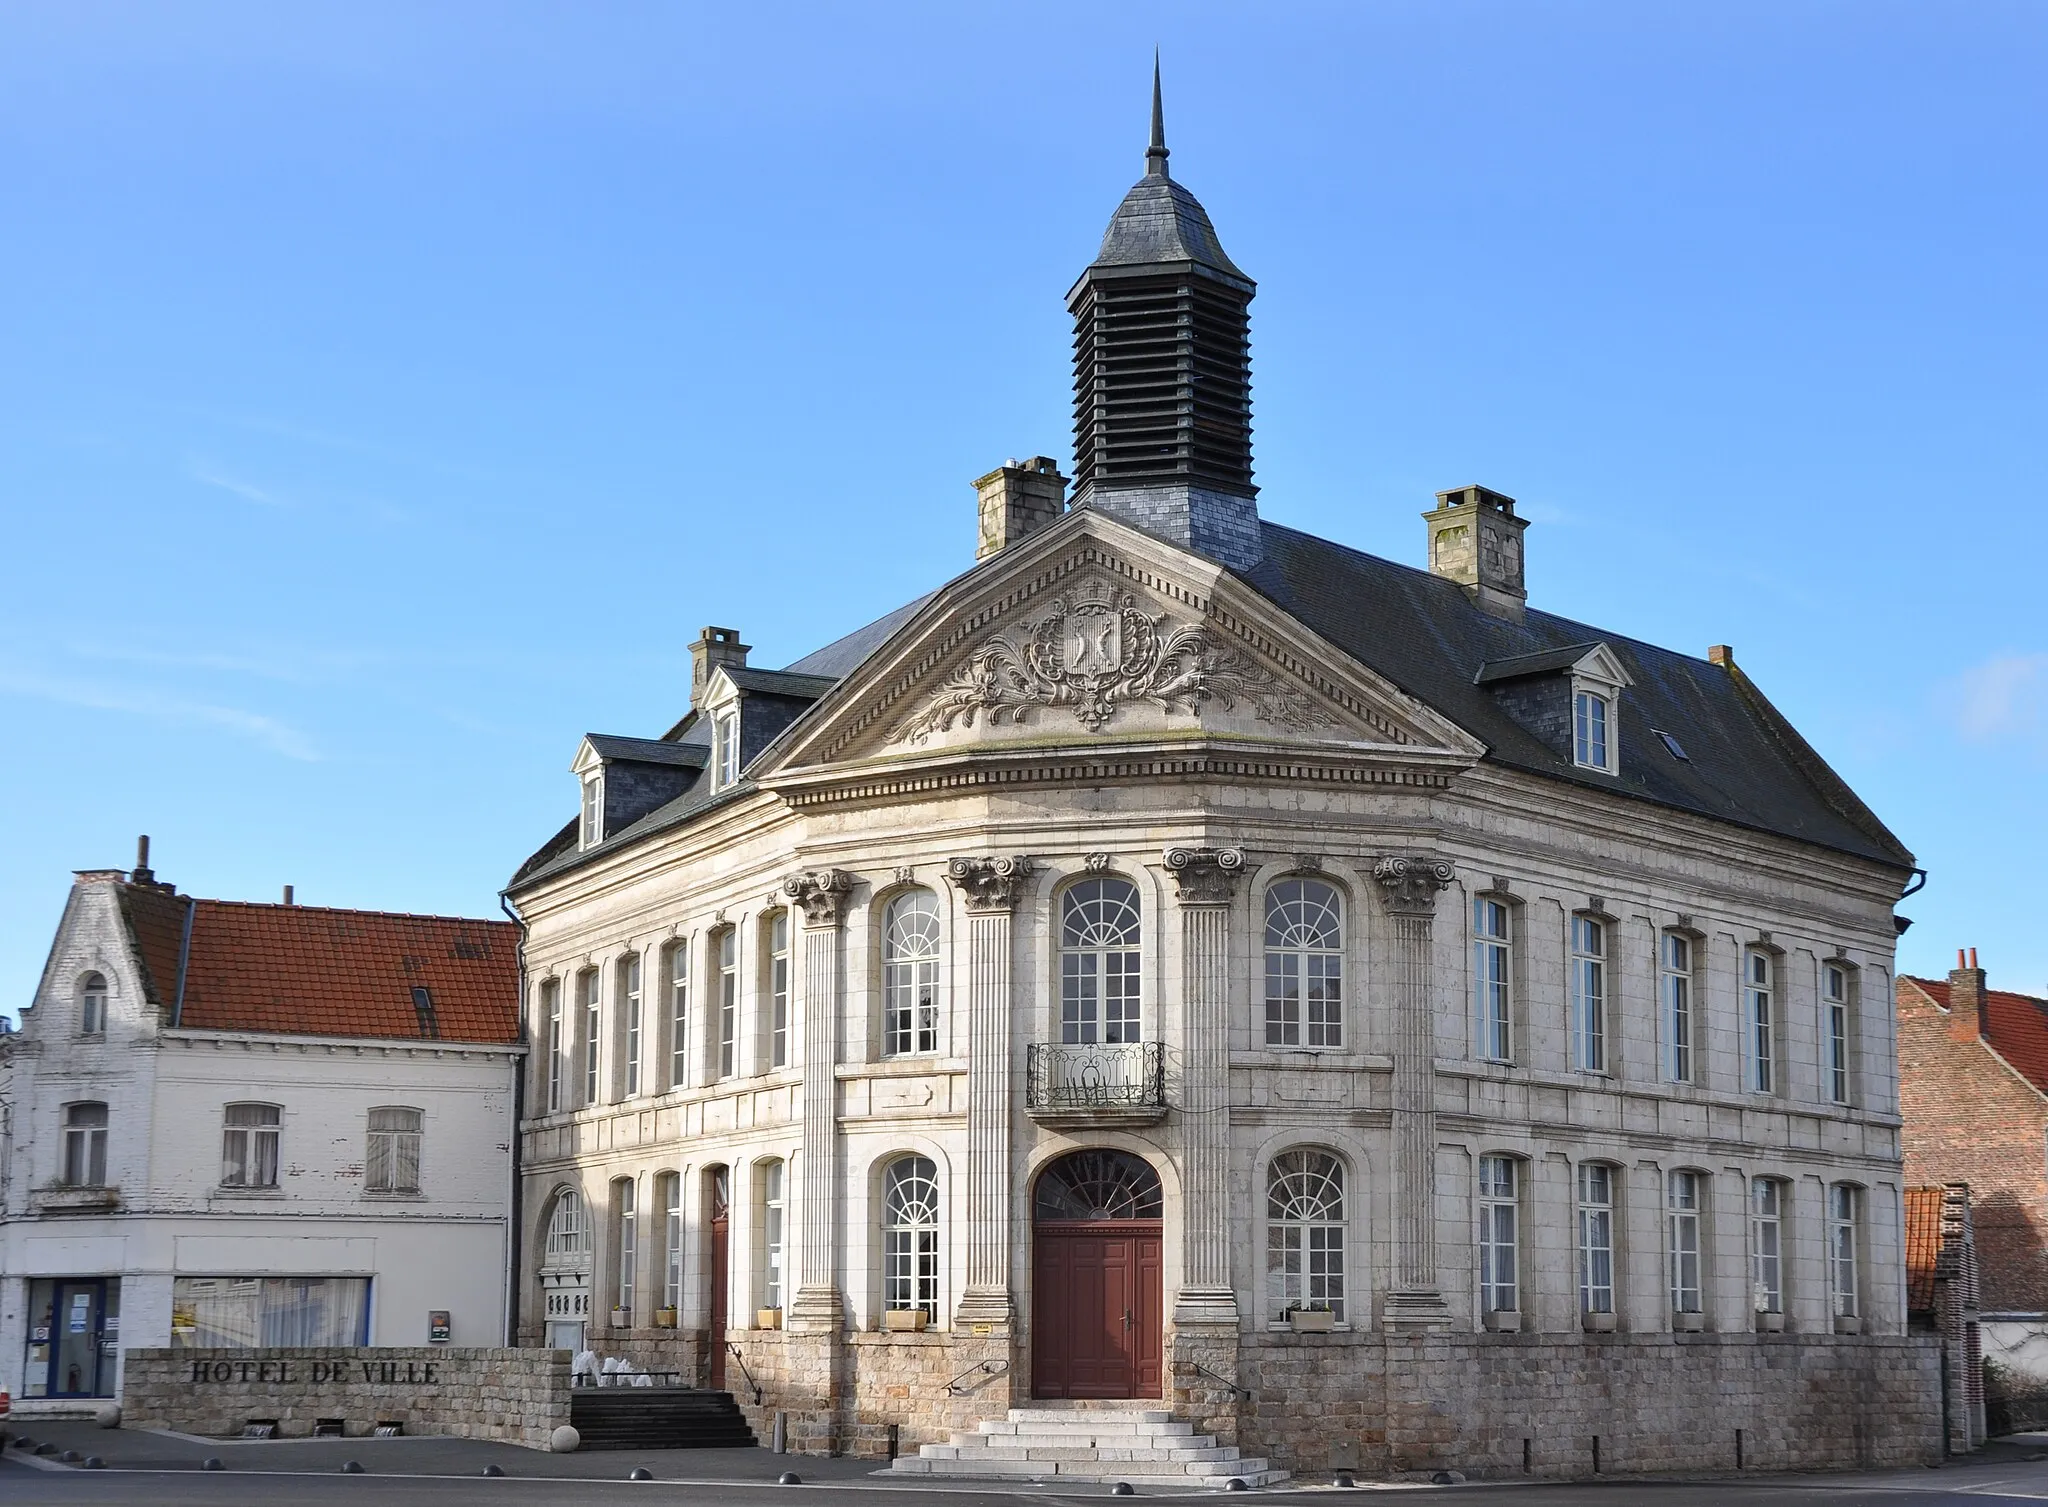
[120,1346,569,1447]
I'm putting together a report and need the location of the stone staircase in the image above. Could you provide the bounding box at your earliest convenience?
[890,1407,1288,1488]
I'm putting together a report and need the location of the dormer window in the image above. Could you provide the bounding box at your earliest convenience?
[1573,689,1612,772]
[1475,639,1632,778]
[580,773,603,848]
[713,709,740,790]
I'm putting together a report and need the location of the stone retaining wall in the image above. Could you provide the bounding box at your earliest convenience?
[121,1348,571,1449]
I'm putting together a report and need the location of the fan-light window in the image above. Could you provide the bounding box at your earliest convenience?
[883,891,941,1056]
[1267,1150,1346,1322]
[883,1156,942,1321]
[1060,878,1142,1045]
[1265,881,1344,1049]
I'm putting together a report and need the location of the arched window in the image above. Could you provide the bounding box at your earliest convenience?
[759,1160,787,1313]
[1266,1150,1346,1321]
[78,973,107,1036]
[883,892,941,1056]
[221,1103,281,1189]
[883,1155,941,1321]
[544,1189,590,1267]
[1059,877,1142,1045]
[62,1102,108,1187]
[1264,881,1343,1048]
[1034,1149,1163,1221]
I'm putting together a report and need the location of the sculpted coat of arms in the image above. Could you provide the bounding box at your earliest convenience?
[893,584,1329,744]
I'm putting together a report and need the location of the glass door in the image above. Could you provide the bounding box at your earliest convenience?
[51,1280,111,1398]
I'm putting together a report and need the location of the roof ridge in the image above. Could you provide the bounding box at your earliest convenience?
[188,896,515,927]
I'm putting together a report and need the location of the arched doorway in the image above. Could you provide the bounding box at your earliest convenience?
[705,1166,730,1390]
[539,1188,591,1353]
[1031,1149,1164,1399]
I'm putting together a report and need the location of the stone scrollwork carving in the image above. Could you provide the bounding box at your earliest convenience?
[946,855,1035,914]
[1084,852,1113,873]
[1163,845,1246,906]
[892,582,1330,743]
[1372,855,1456,916]
[783,868,856,927]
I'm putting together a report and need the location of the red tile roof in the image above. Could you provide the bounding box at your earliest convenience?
[161,897,520,1044]
[1904,1186,1943,1313]
[1908,976,2048,1096]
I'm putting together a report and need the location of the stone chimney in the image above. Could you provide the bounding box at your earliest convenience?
[1424,484,1529,622]
[689,626,750,706]
[975,457,1068,560]
[1948,947,1987,1043]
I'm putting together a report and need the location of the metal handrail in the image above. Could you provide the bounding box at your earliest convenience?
[1183,1358,1249,1402]
[725,1341,763,1406]
[944,1357,1010,1396]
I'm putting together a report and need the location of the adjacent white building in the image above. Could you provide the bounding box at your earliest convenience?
[0,845,522,1413]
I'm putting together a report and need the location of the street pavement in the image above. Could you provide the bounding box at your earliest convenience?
[7,1421,2048,1506]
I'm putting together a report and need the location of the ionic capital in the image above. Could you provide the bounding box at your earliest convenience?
[946,855,1035,914]
[1163,845,1246,906]
[783,868,856,928]
[1372,855,1456,916]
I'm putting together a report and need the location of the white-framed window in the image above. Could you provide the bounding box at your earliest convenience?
[1573,689,1614,772]
[1824,962,1853,1106]
[62,1101,108,1187]
[1474,898,1513,1063]
[1745,950,1775,1094]
[1751,1176,1784,1315]
[544,1188,589,1263]
[713,710,740,790]
[1570,916,1606,1073]
[1668,1169,1704,1316]
[581,968,602,1105]
[543,978,566,1113]
[580,773,603,848]
[659,1171,683,1312]
[1829,1183,1861,1319]
[716,929,738,1079]
[883,1155,941,1322]
[614,1178,637,1318]
[1577,1162,1615,1316]
[620,953,644,1097]
[221,1103,281,1189]
[883,891,941,1056]
[1060,877,1143,1045]
[759,1159,786,1313]
[1660,932,1694,1084]
[1267,1149,1347,1322]
[78,972,107,1036]
[1478,1154,1520,1315]
[366,1106,423,1193]
[766,912,790,1070]
[1265,880,1344,1049]
[667,942,690,1091]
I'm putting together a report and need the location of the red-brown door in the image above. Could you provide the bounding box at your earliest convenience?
[707,1168,730,1391]
[1031,1222,1163,1399]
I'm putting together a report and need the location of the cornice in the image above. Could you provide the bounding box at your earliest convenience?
[162,1031,522,1059]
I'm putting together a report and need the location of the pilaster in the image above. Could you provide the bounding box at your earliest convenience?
[1165,844,1244,1327]
[783,868,854,1333]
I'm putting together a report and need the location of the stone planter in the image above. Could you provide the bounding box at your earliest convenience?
[883,1309,929,1333]
[1833,1313,1863,1335]
[610,1308,631,1329]
[756,1308,784,1331]
[1287,1308,1336,1333]
[1581,1310,1617,1333]
[1482,1309,1521,1333]
[1756,1310,1785,1333]
[1672,1310,1706,1333]
[654,1308,678,1329]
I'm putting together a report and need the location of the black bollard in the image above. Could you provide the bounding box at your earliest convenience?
[1225,1478,1248,1491]
[341,1460,365,1474]
[629,1468,654,1481]
[1112,1483,1135,1496]
[1334,1472,1355,1488]
[481,1464,505,1477]
[202,1458,225,1471]
[778,1471,803,1485]
[84,1457,106,1470]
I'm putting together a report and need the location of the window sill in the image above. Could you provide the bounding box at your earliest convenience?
[211,1185,286,1200]
[360,1189,427,1201]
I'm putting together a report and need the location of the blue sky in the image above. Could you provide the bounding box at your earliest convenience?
[2,2,2043,1015]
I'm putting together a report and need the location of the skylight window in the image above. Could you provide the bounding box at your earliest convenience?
[1654,730,1689,762]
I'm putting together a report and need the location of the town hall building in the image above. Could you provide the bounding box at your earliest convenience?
[505,76,1941,1479]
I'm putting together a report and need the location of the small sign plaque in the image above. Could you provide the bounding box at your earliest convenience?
[428,1310,451,1344]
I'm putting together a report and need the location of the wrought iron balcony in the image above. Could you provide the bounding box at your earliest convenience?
[1025,1040,1167,1128]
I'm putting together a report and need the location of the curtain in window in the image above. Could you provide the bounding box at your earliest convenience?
[172,1277,370,1349]
[221,1104,281,1188]
[366,1107,423,1192]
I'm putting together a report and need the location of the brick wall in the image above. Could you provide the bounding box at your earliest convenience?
[1898,980,2048,1313]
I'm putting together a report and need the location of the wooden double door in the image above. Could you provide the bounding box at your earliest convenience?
[1031,1221,1163,1399]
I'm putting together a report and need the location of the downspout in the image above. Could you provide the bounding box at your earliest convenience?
[500,891,529,1348]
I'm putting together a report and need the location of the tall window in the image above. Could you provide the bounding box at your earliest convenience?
[580,775,602,847]
[1668,1170,1704,1316]
[366,1107,423,1193]
[620,953,644,1097]
[767,913,790,1069]
[543,979,566,1112]
[760,1160,786,1312]
[713,710,739,789]
[1573,689,1611,770]
[1829,1184,1861,1319]
[1267,1150,1347,1321]
[716,930,738,1079]
[1265,881,1344,1049]
[1745,951,1775,1094]
[1474,899,1512,1063]
[660,1172,683,1311]
[1751,1177,1784,1315]
[1577,1163,1615,1316]
[79,972,107,1036]
[545,1189,590,1263]
[614,1179,638,1319]
[1059,878,1142,1045]
[582,968,602,1104]
[1824,963,1852,1106]
[883,891,941,1056]
[883,1155,941,1321]
[62,1102,108,1187]
[221,1103,282,1189]
[1477,1155,1520,1315]
[1570,917,1606,1073]
[1660,933,1693,1084]
[668,942,690,1090]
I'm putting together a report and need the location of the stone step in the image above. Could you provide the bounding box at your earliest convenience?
[894,1456,1289,1487]
[938,1444,1237,1465]
[1006,1407,1172,1425]
[979,1418,1196,1438]
[966,1428,1209,1448]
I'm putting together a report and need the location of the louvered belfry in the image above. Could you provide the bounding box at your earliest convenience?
[1067,62,1261,570]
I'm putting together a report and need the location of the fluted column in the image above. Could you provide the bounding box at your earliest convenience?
[947,855,1033,1330]
[1373,854,1455,1330]
[784,868,854,1332]
[1166,844,1245,1327]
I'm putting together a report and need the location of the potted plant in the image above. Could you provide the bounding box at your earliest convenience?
[1673,1310,1706,1333]
[654,1307,678,1329]
[1286,1303,1336,1333]
[1482,1308,1521,1333]
[756,1306,784,1331]
[1756,1309,1785,1333]
[883,1309,929,1332]
[1581,1309,1617,1333]
[610,1306,631,1329]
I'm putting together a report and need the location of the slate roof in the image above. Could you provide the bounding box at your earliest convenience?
[1906,976,2048,1095]
[1474,643,1609,684]
[1905,1186,1944,1313]
[723,667,838,699]
[583,734,706,769]
[1087,171,1249,284]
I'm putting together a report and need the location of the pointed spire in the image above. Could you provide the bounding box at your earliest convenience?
[1146,51,1170,179]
